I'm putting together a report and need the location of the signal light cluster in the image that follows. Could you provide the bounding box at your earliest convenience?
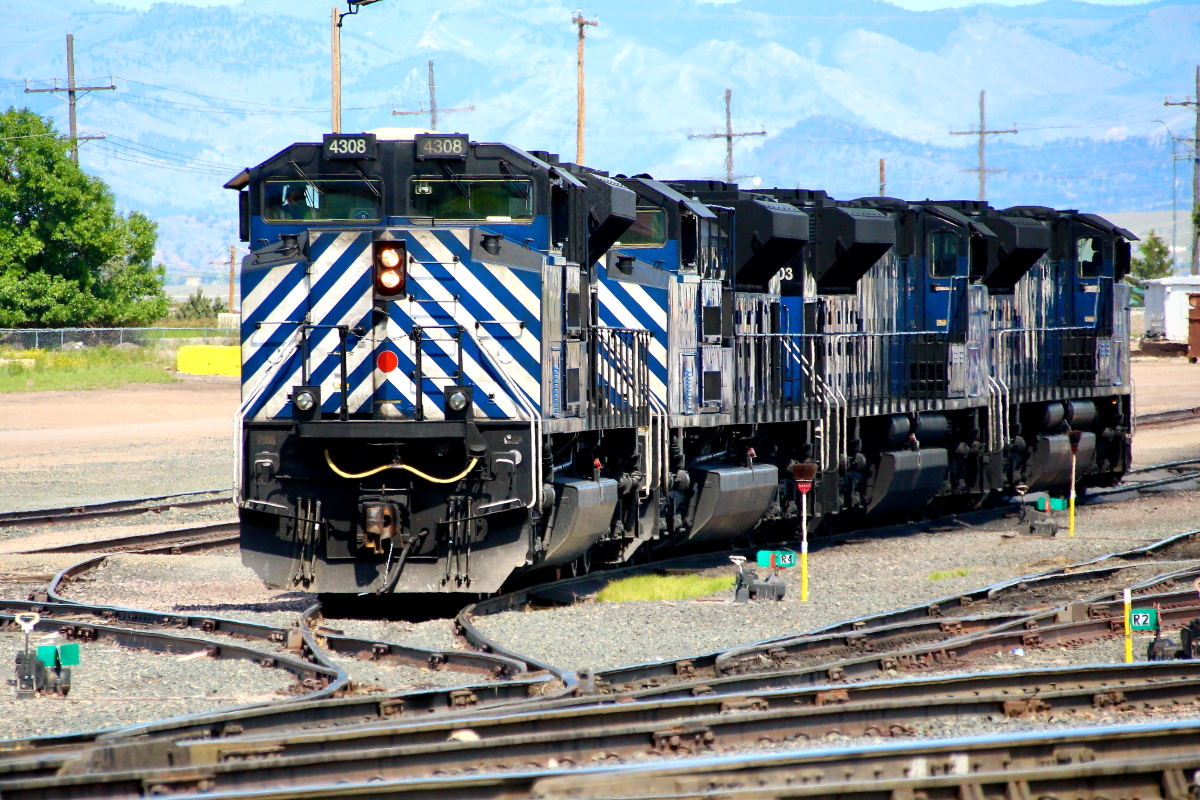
[374,242,407,297]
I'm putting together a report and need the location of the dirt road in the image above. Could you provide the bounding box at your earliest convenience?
[0,377,239,512]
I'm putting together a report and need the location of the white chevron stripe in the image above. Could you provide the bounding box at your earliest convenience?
[241,261,299,321]
[403,259,542,406]
[597,282,667,401]
[385,299,522,419]
[309,233,372,325]
[620,281,668,333]
[482,260,541,318]
[242,276,311,390]
[408,236,542,365]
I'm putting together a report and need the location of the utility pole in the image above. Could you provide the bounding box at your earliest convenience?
[331,7,341,133]
[332,1,385,134]
[879,158,886,197]
[1166,65,1200,275]
[573,12,598,164]
[24,34,114,163]
[688,89,766,184]
[391,60,474,131]
[228,245,237,313]
[950,90,1017,202]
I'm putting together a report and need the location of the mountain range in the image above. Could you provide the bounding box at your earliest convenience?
[2,0,1196,279]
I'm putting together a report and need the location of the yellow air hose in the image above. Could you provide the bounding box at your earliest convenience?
[324,450,479,484]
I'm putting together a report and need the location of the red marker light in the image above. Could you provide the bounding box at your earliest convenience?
[377,350,399,373]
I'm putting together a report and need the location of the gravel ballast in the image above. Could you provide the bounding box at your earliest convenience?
[474,491,1200,673]
[0,632,295,741]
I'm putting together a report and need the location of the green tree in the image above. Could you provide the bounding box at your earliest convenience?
[1129,229,1173,284]
[0,108,169,327]
[174,287,227,320]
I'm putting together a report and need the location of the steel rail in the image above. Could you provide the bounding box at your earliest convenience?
[93,718,1200,800]
[18,652,1200,798]
[13,521,240,556]
[0,490,232,528]
[9,561,1200,796]
[1133,405,1200,428]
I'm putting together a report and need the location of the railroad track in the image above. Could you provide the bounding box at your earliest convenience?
[13,521,240,556]
[0,464,1197,795]
[0,489,231,529]
[1134,405,1200,429]
[0,531,1195,796]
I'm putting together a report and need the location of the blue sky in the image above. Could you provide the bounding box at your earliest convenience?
[101,0,1159,9]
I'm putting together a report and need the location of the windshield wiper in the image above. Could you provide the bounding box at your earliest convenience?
[352,166,381,199]
[288,161,324,196]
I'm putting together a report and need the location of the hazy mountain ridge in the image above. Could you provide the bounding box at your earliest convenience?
[1,0,1194,275]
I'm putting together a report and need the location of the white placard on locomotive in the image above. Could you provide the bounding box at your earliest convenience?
[322,133,378,160]
[414,134,469,160]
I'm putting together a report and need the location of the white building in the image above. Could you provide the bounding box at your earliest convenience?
[1143,275,1200,341]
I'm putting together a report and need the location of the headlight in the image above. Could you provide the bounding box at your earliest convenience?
[294,391,316,412]
[373,241,407,296]
[379,247,402,269]
[446,390,469,412]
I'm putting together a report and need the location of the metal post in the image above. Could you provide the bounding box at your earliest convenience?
[800,490,808,602]
[331,7,342,134]
[879,158,885,197]
[413,327,424,421]
[1124,587,1134,664]
[1067,429,1081,538]
[339,326,349,422]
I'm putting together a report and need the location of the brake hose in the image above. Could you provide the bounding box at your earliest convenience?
[324,450,479,484]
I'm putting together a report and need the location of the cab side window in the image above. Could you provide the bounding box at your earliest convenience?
[1077,236,1103,278]
[929,230,960,278]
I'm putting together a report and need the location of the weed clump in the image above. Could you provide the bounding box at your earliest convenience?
[595,573,735,603]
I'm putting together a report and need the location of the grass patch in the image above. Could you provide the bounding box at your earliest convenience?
[595,573,736,603]
[927,567,971,581]
[0,346,177,393]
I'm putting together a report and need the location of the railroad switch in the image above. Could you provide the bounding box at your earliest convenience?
[10,614,77,699]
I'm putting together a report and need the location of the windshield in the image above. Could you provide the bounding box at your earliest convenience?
[263,179,381,222]
[409,177,534,222]
[615,208,668,248]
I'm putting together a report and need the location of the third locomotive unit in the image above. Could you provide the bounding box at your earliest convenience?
[226,129,1134,596]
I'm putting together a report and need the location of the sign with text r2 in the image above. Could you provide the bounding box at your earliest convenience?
[1130,608,1158,631]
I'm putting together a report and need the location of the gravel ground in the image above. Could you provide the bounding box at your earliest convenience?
[329,653,490,692]
[58,554,315,628]
[0,631,295,741]
[474,490,1200,673]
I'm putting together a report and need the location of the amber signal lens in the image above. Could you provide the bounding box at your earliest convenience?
[374,242,406,296]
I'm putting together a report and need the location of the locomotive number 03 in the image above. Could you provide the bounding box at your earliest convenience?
[415,134,469,160]
[322,133,377,160]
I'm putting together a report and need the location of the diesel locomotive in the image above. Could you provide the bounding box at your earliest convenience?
[225,129,1135,597]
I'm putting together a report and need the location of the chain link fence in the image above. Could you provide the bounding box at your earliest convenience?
[0,328,238,351]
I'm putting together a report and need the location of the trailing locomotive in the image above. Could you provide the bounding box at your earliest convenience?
[226,130,1134,597]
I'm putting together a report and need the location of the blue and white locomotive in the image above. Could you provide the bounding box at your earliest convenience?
[226,130,1134,596]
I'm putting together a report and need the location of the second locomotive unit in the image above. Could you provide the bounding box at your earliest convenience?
[226,129,1134,597]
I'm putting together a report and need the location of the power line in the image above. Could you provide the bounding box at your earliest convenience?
[1164,64,1200,276]
[23,34,115,163]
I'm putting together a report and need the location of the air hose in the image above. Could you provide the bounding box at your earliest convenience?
[324,450,479,484]
[375,537,416,595]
